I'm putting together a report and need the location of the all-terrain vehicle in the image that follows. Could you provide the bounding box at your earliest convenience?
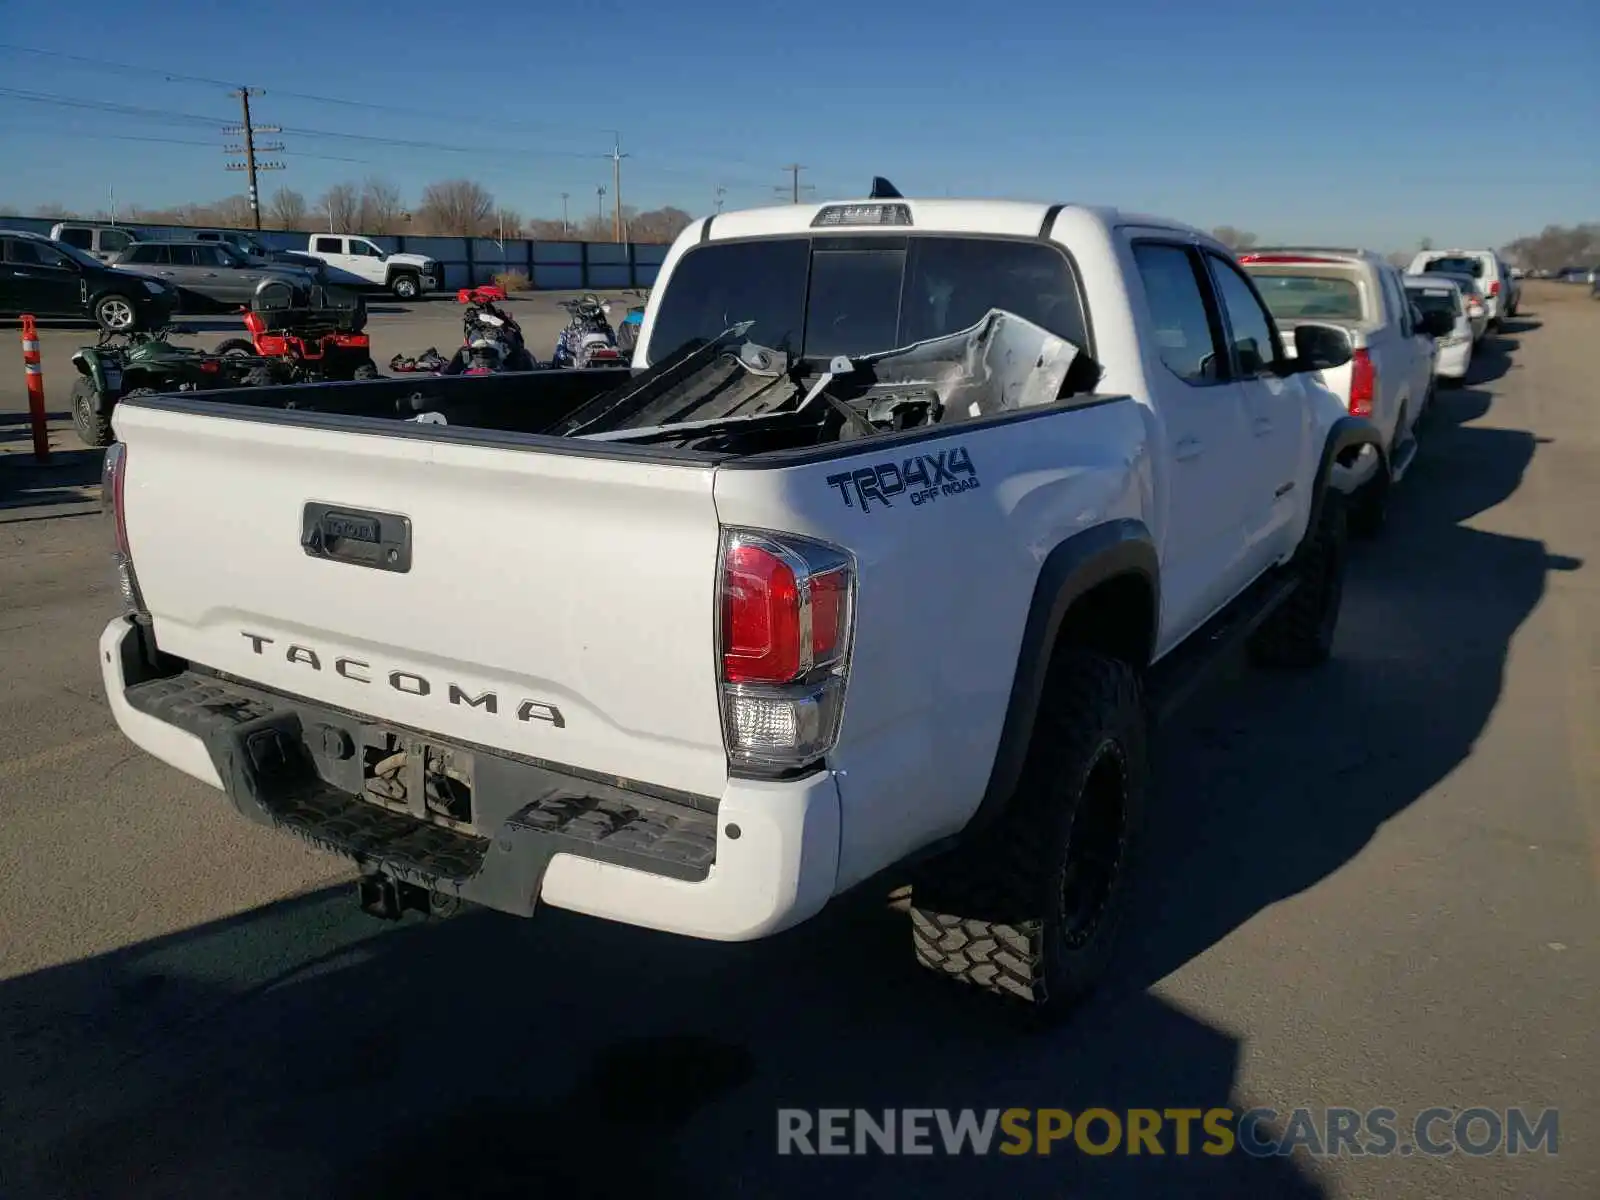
[215,276,379,385]
[68,324,254,447]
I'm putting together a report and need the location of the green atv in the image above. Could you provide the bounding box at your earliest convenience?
[68,325,254,448]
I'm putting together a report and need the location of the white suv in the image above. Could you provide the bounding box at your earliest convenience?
[1407,249,1518,327]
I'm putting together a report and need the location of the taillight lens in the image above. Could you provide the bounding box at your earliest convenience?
[717,529,855,770]
[102,443,148,619]
[1348,348,1376,418]
[1487,281,1501,297]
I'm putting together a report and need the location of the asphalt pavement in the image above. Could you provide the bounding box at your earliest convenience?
[0,285,1594,1198]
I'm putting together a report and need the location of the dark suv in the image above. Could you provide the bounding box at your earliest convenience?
[0,229,177,332]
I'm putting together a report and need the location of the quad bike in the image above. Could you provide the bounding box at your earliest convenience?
[68,324,254,448]
[552,293,624,369]
[215,276,378,385]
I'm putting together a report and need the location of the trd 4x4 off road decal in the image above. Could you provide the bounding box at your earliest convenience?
[826,447,980,513]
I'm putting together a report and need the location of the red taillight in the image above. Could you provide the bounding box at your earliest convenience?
[106,443,131,555]
[717,529,855,768]
[1348,349,1376,417]
[722,542,802,684]
[102,442,146,617]
[199,359,220,373]
[1487,281,1501,297]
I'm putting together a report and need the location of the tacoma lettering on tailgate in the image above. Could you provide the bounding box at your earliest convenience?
[825,446,980,513]
[239,632,566,727]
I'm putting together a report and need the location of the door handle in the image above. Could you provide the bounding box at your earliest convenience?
[11,270,32,278]
[160,270,176,276]
[1252,416,1272,435]
[1175,435,1203,461]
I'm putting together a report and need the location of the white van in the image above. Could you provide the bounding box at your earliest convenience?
[49,222,139,264]
[1406,249,1519,327]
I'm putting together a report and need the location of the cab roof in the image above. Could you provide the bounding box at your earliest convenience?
[702,195,1209,243]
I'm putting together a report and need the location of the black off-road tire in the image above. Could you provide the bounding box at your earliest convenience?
[215,338,256,358]
[353,361,381,380]
[243,366,278,388]
[909,647,1147,1019]
[70,376,115,448]
[1248,492,1348,669]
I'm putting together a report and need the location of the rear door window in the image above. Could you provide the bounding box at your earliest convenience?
[99,229,133,255]
[1131,242,1225,386]
[313,236,343,254]
[56,228,93,250]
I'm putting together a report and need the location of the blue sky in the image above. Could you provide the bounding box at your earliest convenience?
[1,0,1594,249]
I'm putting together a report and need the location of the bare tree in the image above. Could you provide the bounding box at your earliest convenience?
[357,177,406,234]
[21,180,698,243]
[1210,226,1259,252]
[266,187,309,231]
[1501,223,1600,273]
[494,207,524,239]
[416,179,495,236]
[211,194,255,228]
[317,183,361,233]
[628,206,694,244]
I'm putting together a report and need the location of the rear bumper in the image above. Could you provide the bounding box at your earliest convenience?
[99,617,841,941]
[1435,339,1472,379]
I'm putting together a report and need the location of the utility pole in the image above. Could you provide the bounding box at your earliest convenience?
[223,87,283,231]
[560,192,570,235]
[605,133,630,243]
[714,185,726,214]
[596,185,606,233]
[776,164,812,205]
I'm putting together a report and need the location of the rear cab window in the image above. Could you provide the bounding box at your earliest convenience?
[647,234,1090,367]
[1240,262,1371,324]
[313,236,343,254]
[1422,255,1485,279]
[1407,284,1462,317]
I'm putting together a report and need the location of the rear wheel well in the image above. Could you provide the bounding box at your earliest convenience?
[1055,573,1155,671]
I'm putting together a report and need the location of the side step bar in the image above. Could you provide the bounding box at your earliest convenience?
[1145,572,1300,727]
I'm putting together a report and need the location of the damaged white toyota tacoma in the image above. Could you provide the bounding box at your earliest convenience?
[99,182,1380,1016]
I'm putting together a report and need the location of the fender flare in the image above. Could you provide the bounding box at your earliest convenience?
[386,265,422,287]
[1302,414,1385,553]
[967,518,1159,835]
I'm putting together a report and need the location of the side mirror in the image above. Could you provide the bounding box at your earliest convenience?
[1287,323,1353,373]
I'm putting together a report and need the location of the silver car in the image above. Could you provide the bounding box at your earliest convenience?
[111,240,316,310]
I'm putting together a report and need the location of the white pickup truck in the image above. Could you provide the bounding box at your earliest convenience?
[99,187,1380,1018]
[302,234,440,299]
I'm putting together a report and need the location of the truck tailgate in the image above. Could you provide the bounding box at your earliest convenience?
[114,402,730,799]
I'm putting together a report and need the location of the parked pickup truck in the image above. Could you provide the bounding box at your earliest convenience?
[99,189,1381,1018]
[302,234,440,299]
[1239,249,1448,535]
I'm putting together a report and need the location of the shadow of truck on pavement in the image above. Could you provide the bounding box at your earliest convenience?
[0,379,1574,1199]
